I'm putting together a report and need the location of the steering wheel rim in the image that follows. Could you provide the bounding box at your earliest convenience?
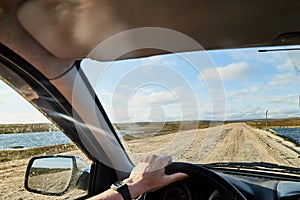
[156,162,247,200]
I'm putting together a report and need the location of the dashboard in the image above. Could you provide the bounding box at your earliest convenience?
[144,168,300,200]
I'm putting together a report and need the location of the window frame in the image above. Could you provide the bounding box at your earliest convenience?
[0,43,119,197]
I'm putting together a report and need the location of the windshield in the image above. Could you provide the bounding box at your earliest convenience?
[81,46,300,168]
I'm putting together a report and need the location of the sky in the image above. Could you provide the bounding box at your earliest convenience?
[0,46,300,123]
[81,46,300,123]
[0,80,50,124]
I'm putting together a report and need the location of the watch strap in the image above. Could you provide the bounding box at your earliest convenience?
[111,181,131,200]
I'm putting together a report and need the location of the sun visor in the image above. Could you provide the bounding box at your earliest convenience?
[17,0,126,60]
[17,0,300,61]
[16,0,204,60]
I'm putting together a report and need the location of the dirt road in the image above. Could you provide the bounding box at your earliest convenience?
[126,123,300,167]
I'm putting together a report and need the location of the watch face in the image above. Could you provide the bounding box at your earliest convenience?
[114,181,126,187]
[111,181,127,191]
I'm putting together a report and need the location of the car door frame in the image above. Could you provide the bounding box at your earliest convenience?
[0,43,120,197]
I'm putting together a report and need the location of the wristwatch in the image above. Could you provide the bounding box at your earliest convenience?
[110,181,131,200]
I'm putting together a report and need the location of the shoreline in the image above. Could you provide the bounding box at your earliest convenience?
[262,128,300,156]
[0,143,77,162]
[265,127,300,147]
[0,123,59,134]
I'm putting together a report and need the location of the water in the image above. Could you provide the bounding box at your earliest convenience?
[0,132,71,150]
[273,128,300,146]
[2,129,299,150]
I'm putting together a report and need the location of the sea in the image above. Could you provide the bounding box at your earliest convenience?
[273,128,300,146]
[0,132,71,150]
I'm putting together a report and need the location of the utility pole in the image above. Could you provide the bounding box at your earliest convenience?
[265,109,268,130]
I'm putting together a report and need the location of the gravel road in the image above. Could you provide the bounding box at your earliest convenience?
[126,123,300,167]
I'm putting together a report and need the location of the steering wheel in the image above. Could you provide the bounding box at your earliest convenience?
[144,162,247,200]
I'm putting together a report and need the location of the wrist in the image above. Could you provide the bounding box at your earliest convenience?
[110,181,131,200]
[123,177,145,199]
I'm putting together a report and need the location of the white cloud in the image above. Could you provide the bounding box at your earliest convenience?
[0,89,6,95]
[100,84,204,122]
[265,108,300,119]
[276,57,300,74]
[226,85,261,100]
[268,94,299,105]
[98,89,113,98]
[0,98,5,105]
[130,91,177,107]
[276,59,294,71]
[224,90,300,120]
[288,50,300,72]
[119,84,135,90]
[0,113,50,124]
[268,72,300,87]
[201,62,253,81]
[162,61,177,66]
[228,47,296,65]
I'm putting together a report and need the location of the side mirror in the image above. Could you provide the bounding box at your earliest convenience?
[24,155,90,196]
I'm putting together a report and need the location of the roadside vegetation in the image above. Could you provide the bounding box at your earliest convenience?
[245,117,300,129]
[117,121,211,141]
[0,143,77,162]
[118,118,300,141]
[0,123,60,134]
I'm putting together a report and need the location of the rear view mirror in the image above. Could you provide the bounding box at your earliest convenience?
[24,155,90,196]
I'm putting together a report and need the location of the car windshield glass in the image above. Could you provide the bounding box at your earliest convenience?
[81,46,300,168]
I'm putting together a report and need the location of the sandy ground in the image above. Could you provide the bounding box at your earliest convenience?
[1,123,300,199]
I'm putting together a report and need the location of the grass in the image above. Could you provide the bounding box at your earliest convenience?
[0,123,60,134]
[119,118,300,141]
[120,121,218,141]
[122,134,137,141]
[0,143,77,162]
[245,117,300,129]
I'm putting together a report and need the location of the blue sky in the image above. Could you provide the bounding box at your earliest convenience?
[82,46,300,123]
[0,46,300,123]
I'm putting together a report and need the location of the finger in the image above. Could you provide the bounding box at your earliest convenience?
[162,155,172,166]
[143,154,159,162]
[148,173,189,192]
[165,172,189,184]
[136,155,173,172]
[131,162,149,174]
[145,155,172,172]
[154,155,172,169]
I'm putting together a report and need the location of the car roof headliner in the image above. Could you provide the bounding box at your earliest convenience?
[1,0,300,79]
